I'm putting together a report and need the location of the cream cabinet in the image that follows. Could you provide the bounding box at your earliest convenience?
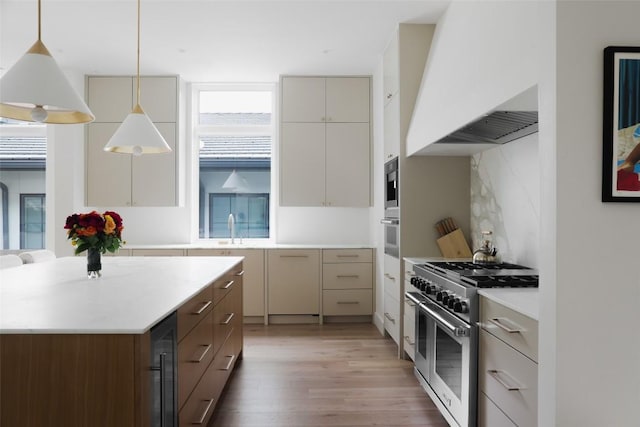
[85,75,178,207]
[383,254,401,345]
[187,249,266,321]
[479,296,538,427]
[267,249,320,315]
[280,76,371,207]
[402,258,419,360]
[322,249,373,317]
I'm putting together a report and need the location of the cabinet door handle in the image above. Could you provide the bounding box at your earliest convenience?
[223,280,234,289]
[386,93,393,99]
[384,312,395,323]
[488,317,523,333]
[221,312,235,325]
[404,336,415,345]
[280,255,309,258]
[337,275,360,279]
[191,344,212,363]
[193,300,212,315]
[192,398,215,425]
[337,301,360,305]
[235,270,245,277]
[487,369,523,391]
[220,354,236,371]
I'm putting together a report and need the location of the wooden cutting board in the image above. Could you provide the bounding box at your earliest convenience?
[436,229,473,258]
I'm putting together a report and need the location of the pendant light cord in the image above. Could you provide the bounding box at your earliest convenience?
[37,0,41,41]
[136,0,141,105]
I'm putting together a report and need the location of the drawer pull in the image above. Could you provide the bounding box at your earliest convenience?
[221,312,235,325]
[404,336,415,345]
[222,280,234,289]
[235,270,245,277]
[488,317,523,333]
[337,254,359,258]
[192,398,215,424]
[191,344,212,363]
[337,275,360,279]
[384,273,396,281]
[192,300,212,315]
[488,369,523,391]
[220,354,236,371]
[337,301,360,305]
[280,255,309,258]
[384,312,396,323]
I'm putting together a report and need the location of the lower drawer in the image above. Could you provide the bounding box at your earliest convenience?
[403,314,415,361]
[322,289,372,315]
[177,311,214,410]
[178,362,218,427]
[383,292,400,345]
[478,392,517,427]
[479,329,538,427]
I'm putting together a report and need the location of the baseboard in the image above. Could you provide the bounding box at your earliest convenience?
[267,314,320,324]
[373,312,384,335]
[322,315,373,324]
[243,316,266,324]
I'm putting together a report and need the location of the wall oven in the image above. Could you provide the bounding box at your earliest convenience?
[384,157,399,209]
[380,216,399,258]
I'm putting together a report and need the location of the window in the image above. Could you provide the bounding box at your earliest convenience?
[194,85,274,239]
[0,119,46,249]
[20,194,46,249]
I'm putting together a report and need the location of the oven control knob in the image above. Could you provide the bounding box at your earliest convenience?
[448,297,460,309]
[436,291,447,302]
[410,276,417,286]
[454,301,468,313]
[425,284,434,294]
[442,294,451,305]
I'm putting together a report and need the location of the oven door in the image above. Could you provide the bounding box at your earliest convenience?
[422,300,476,427]
[380,217,399,258]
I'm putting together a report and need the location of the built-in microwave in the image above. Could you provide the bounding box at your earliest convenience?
[384,157,399,209]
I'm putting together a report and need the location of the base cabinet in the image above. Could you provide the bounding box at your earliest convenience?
[267,249,320,315]
[322,249,373,317]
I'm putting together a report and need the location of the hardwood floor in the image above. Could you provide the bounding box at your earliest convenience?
[209,323,448,426]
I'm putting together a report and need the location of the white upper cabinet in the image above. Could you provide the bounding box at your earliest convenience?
[382,35,399,107]
[280,76,371,207]
[85,75,179,207]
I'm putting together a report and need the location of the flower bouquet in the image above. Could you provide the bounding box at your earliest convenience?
[64,210,125,277]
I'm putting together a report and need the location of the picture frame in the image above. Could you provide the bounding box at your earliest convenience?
[602,46,640,202]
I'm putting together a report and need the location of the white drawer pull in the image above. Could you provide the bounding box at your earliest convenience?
[384,273,396,281]
[222,280,234,289]
[337,275,360,279]
[192,300,212,315]
[488,369,523,391]
[221,312,235,325]
[404,336,415,345]
[220,354,236,371]
[235,270,245,277]
[384,312,395,323]
[337,254,359,258]
[191,344,212,363]
[337,301,360,305]
[488,317,523,333]
[192,398,215,424]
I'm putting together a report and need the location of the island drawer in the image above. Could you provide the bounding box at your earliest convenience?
[212,271,237,306]
[178,361,218,427]
[177,284,213,342]
[479,329,537,427]
[178,310,214,410]
[322,289,372,315]
[213,288,237,357]
[322,263,372,290]
[323,248,373,263]
[480,297,538,362]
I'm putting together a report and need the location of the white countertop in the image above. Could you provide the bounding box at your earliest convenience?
[125,241,374,250]
[478,288,539,320]
[0,256,243,334]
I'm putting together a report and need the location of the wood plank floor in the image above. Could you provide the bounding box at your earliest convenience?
[209,323,448,426]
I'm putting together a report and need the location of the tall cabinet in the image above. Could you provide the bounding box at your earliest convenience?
[380,24,471,357]
[280,76,371,207]
[85,75,179,207]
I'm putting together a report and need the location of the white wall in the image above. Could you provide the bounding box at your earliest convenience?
[550,2,640,426]
[470,134,540,268]
[406,0,539,154]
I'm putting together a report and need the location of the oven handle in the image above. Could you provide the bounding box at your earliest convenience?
[419,301,470,337]
[380,218,399,225]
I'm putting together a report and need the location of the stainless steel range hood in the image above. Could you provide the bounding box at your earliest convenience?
[435,110,538,145]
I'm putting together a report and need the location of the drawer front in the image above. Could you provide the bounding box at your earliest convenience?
[177,310,214,410]
[177,285,213,342]
[322,248,372,263]
[212,271,237,306]
[213,289,236,357]
[322,263,372,290]
[480,297,538,362]
[383,254,401,299]
[479,329,537,427]
[478,391,517,427]
[178,362,218,427]
[383,292,400,344]
[322,289,372,315]
[212,332,238,393]
[402,313,415,361]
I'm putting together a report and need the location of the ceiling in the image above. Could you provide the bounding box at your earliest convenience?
[0,0,450,83]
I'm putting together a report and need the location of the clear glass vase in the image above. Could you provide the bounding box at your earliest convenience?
[87,247,102,279]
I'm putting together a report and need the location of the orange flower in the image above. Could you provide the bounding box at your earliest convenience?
[104,215,116,235]
[77,226,97,237]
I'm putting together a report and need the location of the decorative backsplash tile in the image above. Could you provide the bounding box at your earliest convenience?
[470,134,540,268]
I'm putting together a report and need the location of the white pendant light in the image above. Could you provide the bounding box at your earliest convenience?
[222,169,248,192]
[103,0,171,156]
[0,0,95,124]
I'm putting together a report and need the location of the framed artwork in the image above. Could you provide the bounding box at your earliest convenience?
[602,46,640,202]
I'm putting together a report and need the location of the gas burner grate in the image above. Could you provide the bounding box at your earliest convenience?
[425,261,530,272]
[461,274,539,288]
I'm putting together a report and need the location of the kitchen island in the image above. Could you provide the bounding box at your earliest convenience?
[0,256,244,427]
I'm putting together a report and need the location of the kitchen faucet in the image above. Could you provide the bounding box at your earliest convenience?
[227,213,235,244]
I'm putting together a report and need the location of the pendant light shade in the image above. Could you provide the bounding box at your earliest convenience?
[104,0,171,155]
[222,170,248,192]
[0,1,94,124]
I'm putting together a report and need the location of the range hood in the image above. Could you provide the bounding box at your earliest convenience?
[435,110,538,145]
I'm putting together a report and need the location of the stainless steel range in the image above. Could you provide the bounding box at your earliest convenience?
[405,260,538,427]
